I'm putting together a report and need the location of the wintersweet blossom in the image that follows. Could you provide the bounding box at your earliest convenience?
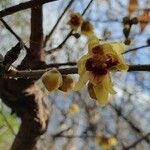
[73,35,128,106]
[59,75,75,92]
[95,135,117,150]
[41,69,62,92]
[81,21,93,36]
[68,103,80,115]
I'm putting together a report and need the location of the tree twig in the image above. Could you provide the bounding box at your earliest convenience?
[123,45,150,54]
[0,18,29,51]
[0,0,58,18]
[46,0,94,55]
[123,133,150,150]
[43,0,75,48]
[2,64,150,79]
[46,62,76,67]
[109,104,150,144]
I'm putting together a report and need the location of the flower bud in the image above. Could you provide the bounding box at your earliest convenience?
[68,13,83,30]
[59,75,74,92]
[81,21,93,36]
[124,38,131,45]
[131,17,138,24]
[147,38,150,45]
[41,69,62,92]
[123,16,130,24]
[68,104,79,115]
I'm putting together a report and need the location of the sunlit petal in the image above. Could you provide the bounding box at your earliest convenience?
[73,71,89,91]
[93,84,109,106]
[103,74,116,94]
[88,34,99,53]
[77,54,90,75]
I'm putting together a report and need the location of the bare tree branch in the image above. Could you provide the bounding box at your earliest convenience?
[123,133,150,150]
[0,19,29,51]
[46,0,94,54]
[43,0,75,48]
[0,0,58,18]
[2,64,150,79]
[123,45,150,54]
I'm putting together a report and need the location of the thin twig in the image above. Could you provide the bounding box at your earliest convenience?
[46,0,94,55]
[53,127,72,138]
[52,134,96,138]
[43,0,75,48]
[46,62,76,67]
[110,104,150,143]
[123,133,150,150]
[0,18,29,51]
[123,45,150,54]
[0,0,58,18]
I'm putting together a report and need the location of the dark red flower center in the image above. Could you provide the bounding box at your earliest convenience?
[70,15,80,26]
[85,55,118,75]
[92,45,104,54]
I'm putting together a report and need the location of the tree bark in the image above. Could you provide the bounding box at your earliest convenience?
[0,4,49,150]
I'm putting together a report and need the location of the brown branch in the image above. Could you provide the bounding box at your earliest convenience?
[43,0,75,48]
[0,0,58,18]
[3,64,150,79]
[110,104,150,144]
[128,64,150,71]
[46,0,94,55]
[20,4,45,69]
[123,45,150,54]
[123,133,150,150]
[0,19,29,51]
[46,62,76,67]
[46,32,72,54]
[10,5,49,150]
[53,127,72,138]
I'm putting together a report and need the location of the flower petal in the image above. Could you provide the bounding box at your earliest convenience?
[77,54,90,75]
[111,42,125,54]
[87,34,99,54]
[73,71,89,91]
[103,42,129,71]
[93,84,109,106]
[103,74,116,94]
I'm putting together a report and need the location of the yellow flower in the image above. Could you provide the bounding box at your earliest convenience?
[95,135,117,150]
[68,104,79,115]
[59,75,74,92]
[41,69,62,92]
[87,34,100,53]
[68,13,83,30]
[81,21,93,36]
[74,38,128,106]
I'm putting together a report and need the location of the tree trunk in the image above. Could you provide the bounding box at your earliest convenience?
[0,4,49,150]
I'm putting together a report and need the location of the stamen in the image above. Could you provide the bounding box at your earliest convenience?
[85,58,94,71]
[70,16,80,26]
[92,45,104,54]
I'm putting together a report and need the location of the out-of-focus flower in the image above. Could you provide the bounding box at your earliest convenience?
[81,21,93,36]
[73,38,128,106]
[68,13,83,30]
[59,75,74,92]
[95,135,117,150]
[68,104,80,115]
[41,69,62,92]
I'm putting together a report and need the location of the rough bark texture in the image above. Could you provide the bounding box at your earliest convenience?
[0,5,49,150]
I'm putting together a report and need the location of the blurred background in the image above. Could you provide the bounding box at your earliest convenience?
[0,0,150,149]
